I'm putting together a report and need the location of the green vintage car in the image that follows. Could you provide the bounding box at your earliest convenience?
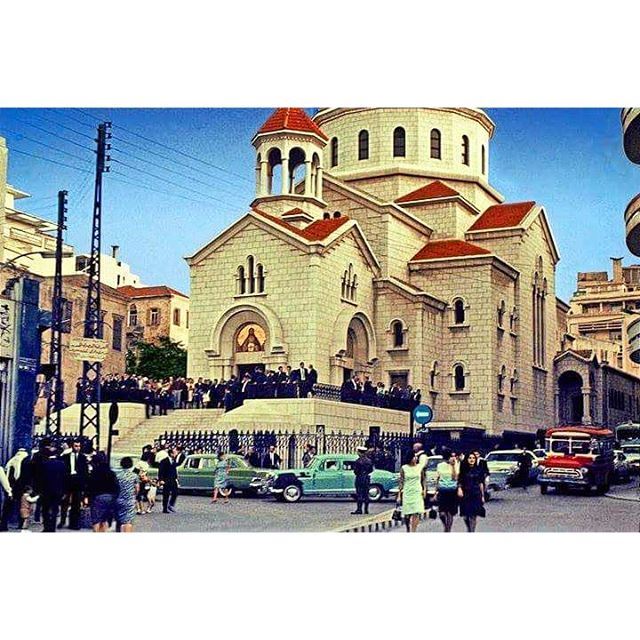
[250,453,399,503]
[146,454,271,495]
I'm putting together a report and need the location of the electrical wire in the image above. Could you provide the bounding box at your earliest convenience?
[73,108,252,184]
[29,111,95,140]
[110,172,215,206]
[2,128,94,164]
[110,143,248,202]
[110,158,241,208]
[9,117,93,152]
[48,108,98,131]
[10,147,93,174]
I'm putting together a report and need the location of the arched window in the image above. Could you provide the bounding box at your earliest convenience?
[330,137,339,167]
[510,369,518,395]
[358,130,369,161]
[341,264,357,301]
[267,147,283,195]
[128,304,138,327]
[391,320,404,348]
[430,128,441,159]
[237,265,246,295]
[461,135,470,165]
[453,298,466,325]
[247,255,255,294]
[256,264,265,293]
[481,145,486,174]
[497,300,506,328]
[498,365,506,394]
[430,361,438,389]
[393,127,406,157]
[454,364,466,391]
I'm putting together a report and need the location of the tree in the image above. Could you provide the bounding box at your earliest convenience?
[126,336,187,379]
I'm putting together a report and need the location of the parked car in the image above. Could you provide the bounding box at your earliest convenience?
[485,449,539,486]
[251,453,399,503]
[613,450,632,483]
[620,442,640,475]
[533,448,547,461]
[146,453,271,495]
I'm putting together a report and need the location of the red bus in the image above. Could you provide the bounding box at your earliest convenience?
[538,426,615,495]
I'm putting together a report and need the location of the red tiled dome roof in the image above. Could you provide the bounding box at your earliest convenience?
[468,201,536,232]
[396,180,460,204]
[411,239,491,262]
[257,108,328,141]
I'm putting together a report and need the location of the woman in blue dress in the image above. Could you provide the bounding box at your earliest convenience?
[211,451,231,504]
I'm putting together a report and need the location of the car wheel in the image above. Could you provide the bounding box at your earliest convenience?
[540,484,548,495]
[368,485,383,502]
[282,484,302,503]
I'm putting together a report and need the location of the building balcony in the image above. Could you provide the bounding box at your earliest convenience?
[625,192,640,256]
[622,108,640,164]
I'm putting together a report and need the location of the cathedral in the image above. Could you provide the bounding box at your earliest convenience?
[186,108,560,435]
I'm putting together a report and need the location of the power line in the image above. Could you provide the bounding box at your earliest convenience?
[110,172,214,206]
[29,111,95,140]
[48,108,98,132]
[10,117,93,152]
[113,135,251,190]
[74,107,253,184]
[110,158,241,208]
[2,128,94,165]
[111,143,248,202]
[10,147,93,174]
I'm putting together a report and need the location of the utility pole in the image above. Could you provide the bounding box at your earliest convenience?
[79,122,111,449]
[45,190,67,435]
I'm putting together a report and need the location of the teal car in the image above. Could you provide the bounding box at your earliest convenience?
[147,454,271,495]
[250,453,399,503]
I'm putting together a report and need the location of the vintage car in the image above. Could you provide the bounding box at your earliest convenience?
[613,450,632,484]
[538,426,615,495]
[620,441,640,475]
[485,449,539,486]
[251,453,399,503]
[146,453,271,495]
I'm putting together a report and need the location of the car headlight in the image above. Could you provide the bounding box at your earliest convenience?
[580,467,589,474]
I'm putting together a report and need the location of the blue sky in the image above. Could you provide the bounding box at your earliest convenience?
[0,108,637,301]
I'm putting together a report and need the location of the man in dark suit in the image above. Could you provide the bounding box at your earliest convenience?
[246,446,262,468]
[307,364,318,396]
[263,445,281,470]
[59,439,89,529]
[175,445,187,467]
[158,447,180,513]
[40,447,67,532]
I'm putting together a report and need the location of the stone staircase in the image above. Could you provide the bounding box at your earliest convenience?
[111,408,225,457]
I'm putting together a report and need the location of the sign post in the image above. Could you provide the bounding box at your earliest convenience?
[412,404,433,439]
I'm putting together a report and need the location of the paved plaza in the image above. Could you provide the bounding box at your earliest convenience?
[6,483,637,534]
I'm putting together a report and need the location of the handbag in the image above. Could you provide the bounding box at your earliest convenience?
[478,505,486,518]
[392,505,403,521]
[428,507,438,520]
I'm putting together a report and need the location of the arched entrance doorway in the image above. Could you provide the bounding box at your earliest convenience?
[558,370,584,424]
[342,316,370,382]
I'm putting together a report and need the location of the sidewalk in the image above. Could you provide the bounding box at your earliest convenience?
[605,482,640,502]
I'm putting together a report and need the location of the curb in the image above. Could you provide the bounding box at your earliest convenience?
[605,492,640,503]
[333,508,431,533]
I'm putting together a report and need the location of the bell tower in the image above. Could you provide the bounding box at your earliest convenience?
[251,108,327,226]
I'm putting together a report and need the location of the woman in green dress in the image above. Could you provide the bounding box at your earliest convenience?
[211,451,231,504]
[398,449,426,532]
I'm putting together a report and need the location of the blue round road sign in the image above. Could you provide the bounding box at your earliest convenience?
[413,404,433,425]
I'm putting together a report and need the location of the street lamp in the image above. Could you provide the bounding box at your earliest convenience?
[1,249,73,274]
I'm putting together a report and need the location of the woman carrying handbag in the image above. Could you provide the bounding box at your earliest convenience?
[396,449,427,533]
[457,451,486,533]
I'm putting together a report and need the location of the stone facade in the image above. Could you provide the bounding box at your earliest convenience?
[187,108,563,436]
[119,286,190,348]
[39,274,129,405]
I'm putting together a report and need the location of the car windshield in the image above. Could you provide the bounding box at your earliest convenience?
[549,438,591,454]
[486,453,520,462]
[622,445,640,455]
